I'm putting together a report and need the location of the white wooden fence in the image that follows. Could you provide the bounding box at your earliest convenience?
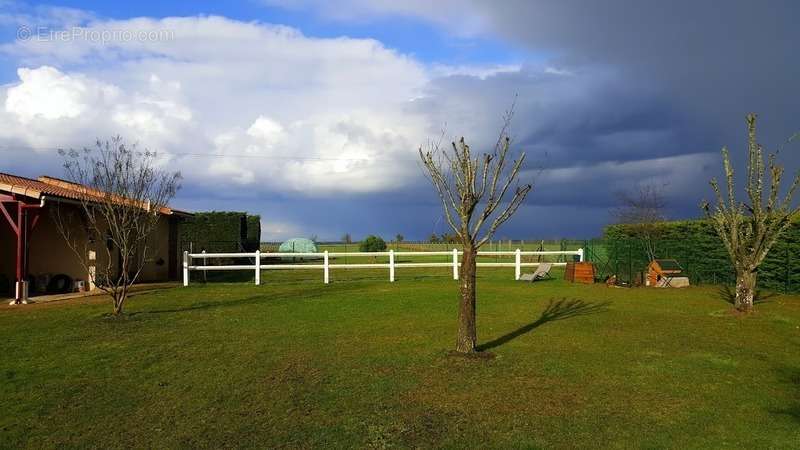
[182,249,584,286]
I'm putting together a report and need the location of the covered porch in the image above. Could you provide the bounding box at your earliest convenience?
[0,193,44,303]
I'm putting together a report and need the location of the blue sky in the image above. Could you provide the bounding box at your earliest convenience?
[0,0,798,241]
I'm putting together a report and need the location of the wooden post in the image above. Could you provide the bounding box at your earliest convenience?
[578,248,585,262]
[255,250,261,285]
[389,249,395,282]
[515,248,521,280]
[452,248,459,280]
[324,250,329,284]
[182,251,189,286]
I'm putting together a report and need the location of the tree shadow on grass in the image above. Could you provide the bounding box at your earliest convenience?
[125,281,373,317]
[476,298,610,352]
[769,365,800,422]
[126,295,269,316]
[716,285,778,306]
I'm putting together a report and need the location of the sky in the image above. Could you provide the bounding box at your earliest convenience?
[0,0,798,241]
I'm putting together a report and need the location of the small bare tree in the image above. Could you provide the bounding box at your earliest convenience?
[419,113,531,353]
[704,114,799,312]
[612,183,667,261]
[55,137,181,315]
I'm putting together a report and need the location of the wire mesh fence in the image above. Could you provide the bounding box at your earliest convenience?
[584,238,800,293]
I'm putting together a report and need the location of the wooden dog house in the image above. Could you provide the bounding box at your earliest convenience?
[647,259,688,287]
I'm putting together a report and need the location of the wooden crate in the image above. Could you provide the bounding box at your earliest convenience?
[564,262,595,284]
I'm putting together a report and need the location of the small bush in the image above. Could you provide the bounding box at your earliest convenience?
[360,235,387,252]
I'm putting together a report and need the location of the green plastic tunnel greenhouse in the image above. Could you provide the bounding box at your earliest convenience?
[278,238,318,254]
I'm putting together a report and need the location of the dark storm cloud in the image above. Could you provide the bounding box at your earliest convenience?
[407,64,721,216]
[397,0,800,237]
[415,66,718,168]
[460,0,800,149]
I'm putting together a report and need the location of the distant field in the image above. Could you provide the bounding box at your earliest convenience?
[2,269,800,448]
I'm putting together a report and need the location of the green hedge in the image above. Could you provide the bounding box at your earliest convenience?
[180,212,247,252]
[244,215,261,252]
[601,219,800,292]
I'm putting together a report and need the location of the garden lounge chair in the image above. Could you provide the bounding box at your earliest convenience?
[519,263,553,282]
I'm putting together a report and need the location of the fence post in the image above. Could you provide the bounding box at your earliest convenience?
[515,248,521,280]
[452,248,459,280]
[202,249,207,283]
[255,250,261,285]
[578,248,585,262]
[182,250,189,286]
[324,250,329,284]
[389,249,395,282]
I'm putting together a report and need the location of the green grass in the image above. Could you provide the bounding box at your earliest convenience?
[2,268,800,448]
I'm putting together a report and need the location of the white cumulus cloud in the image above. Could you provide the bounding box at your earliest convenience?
[0,15,438,195]
[5,66,115,122]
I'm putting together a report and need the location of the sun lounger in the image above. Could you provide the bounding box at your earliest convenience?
[519,263,553,282]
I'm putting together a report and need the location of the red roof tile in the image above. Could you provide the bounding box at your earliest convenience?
[0,172,190,216]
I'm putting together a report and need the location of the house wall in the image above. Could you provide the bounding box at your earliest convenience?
[137,216,171,282]
[25,202,175,292]
[28,203,91,285]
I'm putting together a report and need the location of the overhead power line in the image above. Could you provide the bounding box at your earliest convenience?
[0,145,419,163]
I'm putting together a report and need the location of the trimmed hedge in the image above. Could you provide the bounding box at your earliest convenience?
[180,211,261,252]
[602,219,800,292]
[244,215,261,252]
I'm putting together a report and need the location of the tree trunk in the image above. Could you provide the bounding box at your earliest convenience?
[112,289,127,315]
[456,245,477,353]
[734,269,757,312]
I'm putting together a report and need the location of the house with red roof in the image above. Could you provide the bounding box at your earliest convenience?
[0,172,191,302]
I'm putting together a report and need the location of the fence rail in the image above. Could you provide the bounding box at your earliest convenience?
[182,249,584,286]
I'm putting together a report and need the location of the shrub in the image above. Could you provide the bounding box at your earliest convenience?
[359,235,387,252]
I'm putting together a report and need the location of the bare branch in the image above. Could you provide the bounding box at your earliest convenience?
[53,137,181,315]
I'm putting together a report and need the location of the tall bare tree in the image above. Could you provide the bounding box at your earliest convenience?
[704,114,799,312]
[55,137,181,315]
[612,183,668,261]
[419,113,532,353]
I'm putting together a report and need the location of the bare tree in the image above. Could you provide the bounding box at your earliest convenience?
[419,112,532,353]
[612,183,668,261]
[55,137,181,315]
[703,114,799,312]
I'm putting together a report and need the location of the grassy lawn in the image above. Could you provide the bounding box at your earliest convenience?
[2,268,800,448]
